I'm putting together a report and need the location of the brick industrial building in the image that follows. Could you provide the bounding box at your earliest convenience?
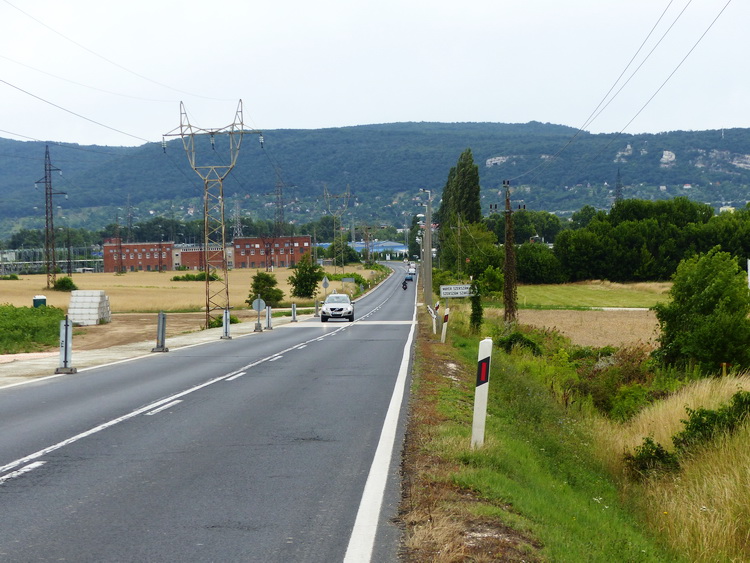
[102,235,312,273]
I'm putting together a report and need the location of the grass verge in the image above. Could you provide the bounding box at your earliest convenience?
[400,310,685,562]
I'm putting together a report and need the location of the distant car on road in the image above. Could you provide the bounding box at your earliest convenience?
[405,274,414,281]
[321,293,354,322]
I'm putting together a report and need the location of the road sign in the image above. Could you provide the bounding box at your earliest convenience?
[322,276,330,289]
[439,284,474,298]
[252,298,266,312]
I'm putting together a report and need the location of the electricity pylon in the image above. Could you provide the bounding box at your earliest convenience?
[323,185,350,274]
[164,100,263,329]
[36,145,64,289]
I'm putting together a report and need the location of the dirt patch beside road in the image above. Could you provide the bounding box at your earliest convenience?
[71,309,260,350]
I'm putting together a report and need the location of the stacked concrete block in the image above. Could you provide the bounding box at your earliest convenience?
[67,290,112,326]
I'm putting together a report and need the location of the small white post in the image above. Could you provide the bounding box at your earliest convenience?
[440,307,450,343]
[471,337,493,449]
[291,303,298,322]
[221,308,232,340]
[265,305,274,330]
[152,311,169,352]
[56,316,77,374]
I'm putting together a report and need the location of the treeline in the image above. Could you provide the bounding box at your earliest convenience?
[433,195,750,285]
[511,197,750,284]
[2,214,401,250]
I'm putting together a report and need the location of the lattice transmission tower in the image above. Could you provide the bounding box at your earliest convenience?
[164,100,263,329]
[36,145,65,289]
[323,185,350,274]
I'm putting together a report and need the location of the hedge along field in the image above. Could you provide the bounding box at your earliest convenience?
[0,304,66,353]
[0,265,374,313]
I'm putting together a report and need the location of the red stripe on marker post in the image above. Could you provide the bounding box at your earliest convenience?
[471,338,493,449]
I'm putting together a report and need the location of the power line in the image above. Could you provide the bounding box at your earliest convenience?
[0,53,176,103]
[507,0,686,185]
[502,0,734,190]
[0,78,151,143]
[1,0,233,102]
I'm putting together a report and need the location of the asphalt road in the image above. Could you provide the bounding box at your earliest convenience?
[0,264,418,562]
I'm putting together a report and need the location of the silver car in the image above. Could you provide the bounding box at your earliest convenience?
[321,293,354,322]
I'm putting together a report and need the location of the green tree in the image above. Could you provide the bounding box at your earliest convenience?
[652,247,750,372]
[570,205,604,230]
[288,253,324,298]
[517,243,566,284]
[437,148,482,272]
[248,271,284,307]
[326,239,360,266]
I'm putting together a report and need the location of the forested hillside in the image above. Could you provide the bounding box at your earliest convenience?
[2,122,750,236]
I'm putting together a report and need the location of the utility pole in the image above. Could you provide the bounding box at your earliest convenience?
[37,145,64,289]
[324,185,350,274]
[112,211,124,274]
[503,180,518,324]
[164,100,263,329]
[274,179,285,237]
[419,188,433,309]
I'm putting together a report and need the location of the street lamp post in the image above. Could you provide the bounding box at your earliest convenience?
[419,189,433,309]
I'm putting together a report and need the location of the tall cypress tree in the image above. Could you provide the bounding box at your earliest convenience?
[437,148,482,272]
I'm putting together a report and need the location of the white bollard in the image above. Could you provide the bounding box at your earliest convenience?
[265,305,274,330]
[291,303,298,322]
[440,307,450,343]
[471,337,493,449]
[55,315,77,374]
[221,308,232,340]
[151,311,169,352]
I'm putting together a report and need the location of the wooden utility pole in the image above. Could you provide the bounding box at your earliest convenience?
[503,180,518,324]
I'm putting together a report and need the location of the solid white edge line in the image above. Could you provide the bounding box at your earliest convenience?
[0,461,46,485]
[343,303,416,562]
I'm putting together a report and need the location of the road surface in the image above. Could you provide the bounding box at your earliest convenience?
[0,264,418,562]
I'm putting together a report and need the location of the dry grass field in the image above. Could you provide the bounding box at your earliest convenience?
[514,308,659,348]
[0,266,374,312]
[1,271,662,351]
[0,266,377,351]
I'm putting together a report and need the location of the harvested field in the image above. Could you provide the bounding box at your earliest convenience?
[516,308,659,348]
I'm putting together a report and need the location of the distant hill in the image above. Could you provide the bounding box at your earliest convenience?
[2,122,750,237]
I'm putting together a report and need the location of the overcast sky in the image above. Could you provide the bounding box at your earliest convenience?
[0,0,743,147]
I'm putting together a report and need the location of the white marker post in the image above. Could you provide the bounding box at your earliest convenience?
[221,308,232,340]
[151,311,169,352]
[265,306,274,330]
[291,303,298,322]
[471,337,493,449]
[55,316,77,374]
[440,307,450,343]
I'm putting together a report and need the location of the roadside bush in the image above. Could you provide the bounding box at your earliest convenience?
[610,383,652,422]
[0,304,66,353]
[207,314,240,329]
[431,268,461,296]
[171,272,220,282]
[623,436,680,479]
[53,276,77,291]
[672,391,750,452]
[494,330,542,356]
[0,274,19,280]
[248,271,284,307]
